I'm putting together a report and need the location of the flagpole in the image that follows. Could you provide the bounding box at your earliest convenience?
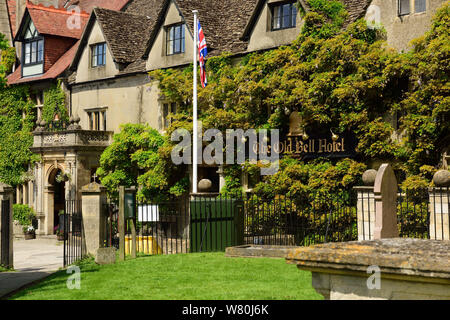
[192,10,198,194]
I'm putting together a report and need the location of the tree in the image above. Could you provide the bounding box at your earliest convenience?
[97,123,188,201]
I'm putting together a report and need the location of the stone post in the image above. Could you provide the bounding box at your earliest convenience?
[81,182,107,256]
[354,169,377,241]
[118,186,125,261]
[0,183,14,268]
[429,170,450,240]
[373,163,399,239]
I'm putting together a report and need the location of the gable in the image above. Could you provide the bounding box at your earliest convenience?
[145,0,194,71]
[74,20,118,83]
[243,0,304,52]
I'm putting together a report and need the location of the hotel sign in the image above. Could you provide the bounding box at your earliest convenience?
[254,132,357,160]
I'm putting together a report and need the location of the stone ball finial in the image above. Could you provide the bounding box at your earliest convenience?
[198,179,212,192]
[433,170,450,187]
[362,169,377,186]
[69,115,75,124]
[74,115,80,123]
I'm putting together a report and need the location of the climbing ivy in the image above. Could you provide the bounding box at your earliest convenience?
[42,81,68,123]
[148,0,449,195]
[0,36,38,186]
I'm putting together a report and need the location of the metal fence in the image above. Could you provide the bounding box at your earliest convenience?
[64,200,86,266]
[104,191,358,256]
[1,199,10,267]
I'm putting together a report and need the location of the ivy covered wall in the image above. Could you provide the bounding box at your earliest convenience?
[146,0,449,196]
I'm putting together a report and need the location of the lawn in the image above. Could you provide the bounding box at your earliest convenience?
[9,252,322,300]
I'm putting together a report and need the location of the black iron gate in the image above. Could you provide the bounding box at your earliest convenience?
[1,199,10,267]
[63,200,86,266]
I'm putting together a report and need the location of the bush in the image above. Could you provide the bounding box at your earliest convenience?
[13,204,36,232]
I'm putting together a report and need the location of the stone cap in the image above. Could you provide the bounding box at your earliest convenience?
[0,182,13,193]
[286,239,450,281]
[81,182,106,193]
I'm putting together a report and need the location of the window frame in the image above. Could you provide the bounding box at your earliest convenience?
[414,0,426,13]
[91,42,107,68]
[162,102,177,129]
[166,23,186,56]
[271,1,298,31]
[398,0,411,16]
[22,37,44,67]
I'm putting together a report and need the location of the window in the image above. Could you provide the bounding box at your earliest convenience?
[272,2,297,30]
[87,110,106,131]
[399,0,411,16]
[163,102,177,129]
[166,24,185,55]
[22,21,44,66]
[415,0,426,13]
[91,43,106,67]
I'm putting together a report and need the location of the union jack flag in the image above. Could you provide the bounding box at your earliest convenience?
[197,20,208,88]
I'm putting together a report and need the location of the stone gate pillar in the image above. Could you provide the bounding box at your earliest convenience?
[81,182,107,255]
[354,169,377,240]
[0,182,14,268]
[429,170,450,240]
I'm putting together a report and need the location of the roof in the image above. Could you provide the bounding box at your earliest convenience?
[70,6,157,71]
[143,0,258,59]
[94,7,155,63]
[241,0,373,40]
[7,40,80,85]
[15,3,90,40]
[59,0,130,12]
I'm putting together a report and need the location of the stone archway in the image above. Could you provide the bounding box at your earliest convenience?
[43,166,66,235]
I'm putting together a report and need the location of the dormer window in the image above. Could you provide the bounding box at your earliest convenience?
[20,19,44,77]
[91,43,106,67]
[271,2,297,31]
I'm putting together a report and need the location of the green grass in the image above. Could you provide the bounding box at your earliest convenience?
[0,265,14,272]
[9,252,322,300]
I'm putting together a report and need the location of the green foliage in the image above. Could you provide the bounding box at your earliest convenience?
[13,204,36,231]
[97,123,188,201]
[42,82,68,123]
[149,1,449,196]
[1,47,16,75]
[0,85,38,186]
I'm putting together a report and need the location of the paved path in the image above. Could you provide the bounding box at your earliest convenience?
[0,238,63,298]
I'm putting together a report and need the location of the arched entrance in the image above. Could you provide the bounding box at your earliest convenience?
[48,168,65,234]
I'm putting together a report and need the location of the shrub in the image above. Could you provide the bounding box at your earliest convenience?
[13,204,36,232]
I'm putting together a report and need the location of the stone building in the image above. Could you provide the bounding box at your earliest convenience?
[2,0,447,234]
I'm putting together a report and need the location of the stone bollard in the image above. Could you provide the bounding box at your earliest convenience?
[429,170,450,240]
[81,182,107,256]
[373,164,399,239]
[0,183,14,268]
[354,169,377,240]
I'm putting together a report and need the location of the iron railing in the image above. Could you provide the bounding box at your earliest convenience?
[64,200,86,266]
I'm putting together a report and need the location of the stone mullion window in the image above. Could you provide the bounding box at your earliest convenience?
[163,102,177,129]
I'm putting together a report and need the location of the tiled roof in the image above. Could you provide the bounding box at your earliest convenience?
[172,0,258,56]
[93,7,156,63]
[122,0,164,18]
[242,0,373,40]
[59,0,130,12]
[24,3,90,39]
[7,40,79,85]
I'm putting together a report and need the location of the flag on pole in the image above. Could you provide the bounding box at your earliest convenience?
[197,20,208,88]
